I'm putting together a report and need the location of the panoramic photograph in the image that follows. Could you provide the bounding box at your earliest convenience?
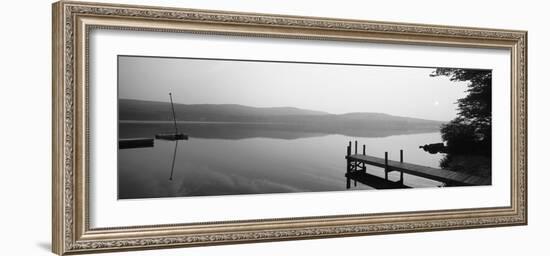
[117,55,492,199]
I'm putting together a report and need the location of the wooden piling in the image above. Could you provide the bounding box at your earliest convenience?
[346,142,351,173]
[384,152,389,180]
[362,145,367,173]
[399,149,404,183]
[355,141,358,154]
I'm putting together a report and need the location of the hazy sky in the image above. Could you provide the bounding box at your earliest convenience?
[118,56,470,122]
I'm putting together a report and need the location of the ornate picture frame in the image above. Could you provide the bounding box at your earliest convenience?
[52,1,527,255]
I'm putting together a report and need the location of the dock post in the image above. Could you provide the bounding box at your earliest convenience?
[362,145,367,173]
[346,177,350,189]
[346,143,351,173]
[355,141,358,155]
[399,149,404,183]
[384,152,389,180]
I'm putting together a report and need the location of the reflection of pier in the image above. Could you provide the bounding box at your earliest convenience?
[345,141,490,188]
[118,137,182,180]
[346,171,410,189]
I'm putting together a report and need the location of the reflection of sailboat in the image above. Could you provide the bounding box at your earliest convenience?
[155,92,189,141]
[169,140,179,180]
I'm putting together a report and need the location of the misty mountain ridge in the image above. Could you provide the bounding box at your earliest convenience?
[171,103,330,117]
[120,99,440,122]
[119,99,443,137]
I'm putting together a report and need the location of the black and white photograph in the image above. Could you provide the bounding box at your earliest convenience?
[117,56,492,199]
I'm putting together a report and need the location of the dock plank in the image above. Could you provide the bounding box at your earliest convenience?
[347,154,490,186]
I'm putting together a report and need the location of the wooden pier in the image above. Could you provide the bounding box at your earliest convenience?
[119,138,154,149]
[345,141,490,187]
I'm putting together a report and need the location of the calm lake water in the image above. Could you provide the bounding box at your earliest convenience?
[118,123,444,199]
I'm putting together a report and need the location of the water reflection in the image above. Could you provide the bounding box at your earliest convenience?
[345,172,411,189]
[169,140,179,181]
[119,121,439,140]
[118,123,444,199]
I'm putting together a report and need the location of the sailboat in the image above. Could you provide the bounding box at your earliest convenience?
[155,92,189,141]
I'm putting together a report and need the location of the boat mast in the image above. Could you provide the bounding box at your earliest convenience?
[169,92,178,134]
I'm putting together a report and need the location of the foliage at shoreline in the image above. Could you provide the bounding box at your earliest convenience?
[430,68,492,177]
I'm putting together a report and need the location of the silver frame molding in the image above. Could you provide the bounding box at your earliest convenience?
[52,1,527,255]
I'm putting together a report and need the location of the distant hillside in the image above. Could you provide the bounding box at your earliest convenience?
[119,99,328,122]
[118,99,443,138]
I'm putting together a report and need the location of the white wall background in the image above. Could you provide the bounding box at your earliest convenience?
[0,0,547,255]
